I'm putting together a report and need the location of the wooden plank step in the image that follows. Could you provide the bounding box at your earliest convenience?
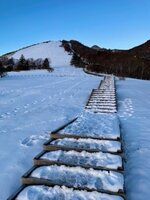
[43,138,122,154]
[88,100,116,103]
[87,103,116,106]
[85,109,117,113]
[50,132,120,141]
[91,95,116,97]
[85,105,116,109]
[90,97,116,100]
[22,165,124,196]
[8,185,125,200]
[33,149,123,172]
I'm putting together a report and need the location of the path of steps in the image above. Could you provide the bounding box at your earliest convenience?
[7,76,125,200]
[85,76,117,113]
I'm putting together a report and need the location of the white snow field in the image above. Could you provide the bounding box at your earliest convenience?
[16,185,123,200]
[117,78,150,200]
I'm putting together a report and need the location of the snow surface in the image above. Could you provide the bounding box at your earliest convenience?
[11,41,72,67]
[16,185,123,200]
[31,165,124,192]
[0,67,100,200]
[41,150,122,169]
[59,112,120,139]
[116,78,150,200]
[50,138,121,152]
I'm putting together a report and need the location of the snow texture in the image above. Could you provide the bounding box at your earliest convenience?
[50,138,121,152]
[117,78,150,200]
[16,185,124,200]
[59,111,120,139]
[31,165,124,192]
[41,150,122,169]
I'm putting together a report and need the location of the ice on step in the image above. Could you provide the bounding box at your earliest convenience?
[50,138,121,152]
[59,112,120,139]
[30,165,124,192]
[16,185,124,200]
[41,150,122,169]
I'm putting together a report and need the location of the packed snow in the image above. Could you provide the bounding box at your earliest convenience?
[30,165,124,192]
[59,112,120,139]
[50,138,121,152]
[41,150,122,169]
[16,185,124,200]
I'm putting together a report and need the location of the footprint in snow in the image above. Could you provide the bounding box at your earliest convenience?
[21,134,48,147]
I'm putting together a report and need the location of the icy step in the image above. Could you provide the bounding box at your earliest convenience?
[15,185,124,200]
[57,112,120,140]
[45,138,122,153]
[37,150,122,170]
[23,165,124,193]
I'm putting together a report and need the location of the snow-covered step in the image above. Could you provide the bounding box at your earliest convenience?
[10,185,124,200]
[89,99,116,103]
[85,105,116,109]
[93,91,115,94]
[51,112,120,140]
[92,93,115,96]
[93,91,115,93]
[91,95,115,97]
[22,165,124,194]
[88,100,116,103]
[85,106,116,109]
[43,138,122,153]
[90,97,116,100]
[87,103,116,106]
[34,150,122,171]
[86,109,117,113]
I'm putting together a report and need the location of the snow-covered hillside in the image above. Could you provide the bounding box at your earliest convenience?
[11,41,72,67]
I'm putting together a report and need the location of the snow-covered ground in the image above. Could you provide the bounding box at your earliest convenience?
[0,67,100,200]
[117,78,150,200]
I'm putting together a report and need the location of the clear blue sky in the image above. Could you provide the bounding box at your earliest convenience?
[0,0,150,55]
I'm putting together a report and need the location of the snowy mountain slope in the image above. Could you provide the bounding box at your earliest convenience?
[11,41,72,67]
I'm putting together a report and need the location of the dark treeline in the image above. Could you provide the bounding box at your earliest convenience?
[0,55,53,77]
[62,40,150,80]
